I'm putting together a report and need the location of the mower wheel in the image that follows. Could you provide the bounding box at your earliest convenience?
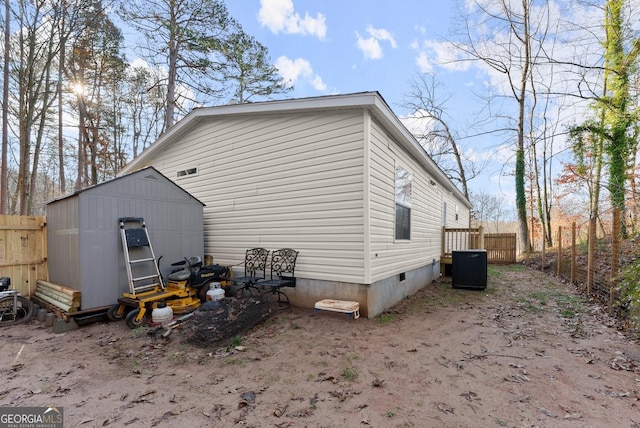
[125,308,149,329]
[197,282,211,302]
[107,304,126,321]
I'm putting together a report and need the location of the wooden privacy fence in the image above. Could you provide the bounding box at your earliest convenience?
[484,233,517,264]
[442,227,517,264]
[0,215,48,297]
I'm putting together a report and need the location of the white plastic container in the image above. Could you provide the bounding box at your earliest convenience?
[206,282,225,301]
[152,301,173,324]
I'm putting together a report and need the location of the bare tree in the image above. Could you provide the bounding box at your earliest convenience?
[1,0,10,214]
[568,0,640,237]
[13,0,62,214]
[403,73,484,199]
[470,189,509,231]
[452,0,557,254]
[124,65,165,158]
[67,0,126,188]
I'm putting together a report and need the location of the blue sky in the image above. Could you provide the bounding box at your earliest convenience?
[225,0,462,114]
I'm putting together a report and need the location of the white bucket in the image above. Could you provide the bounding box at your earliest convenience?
[206,282,225,301]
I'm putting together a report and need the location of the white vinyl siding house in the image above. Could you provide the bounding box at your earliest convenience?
[119,92,471,317]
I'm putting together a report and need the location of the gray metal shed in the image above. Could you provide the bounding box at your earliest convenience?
[46,167,205,310]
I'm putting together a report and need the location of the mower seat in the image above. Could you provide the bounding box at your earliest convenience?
[168,270,190,281]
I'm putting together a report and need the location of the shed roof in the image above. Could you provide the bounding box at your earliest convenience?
[47,166,205,206]
[119,91,470,208]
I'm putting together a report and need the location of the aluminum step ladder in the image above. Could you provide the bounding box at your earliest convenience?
[119,217,163,294]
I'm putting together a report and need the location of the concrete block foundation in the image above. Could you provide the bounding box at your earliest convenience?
[286,259,440,318]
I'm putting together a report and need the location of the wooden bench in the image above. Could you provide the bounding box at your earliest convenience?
[314,299,360,319]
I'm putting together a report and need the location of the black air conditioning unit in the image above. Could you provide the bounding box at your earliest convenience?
[452,250,487,290]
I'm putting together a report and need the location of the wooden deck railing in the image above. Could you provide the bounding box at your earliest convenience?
[441,226,484,265]
[441,226,517,265]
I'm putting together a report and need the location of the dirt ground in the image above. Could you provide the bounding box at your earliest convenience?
[1,264,639,428]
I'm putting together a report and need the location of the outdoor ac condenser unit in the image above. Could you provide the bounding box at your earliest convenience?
[452,250,487,290]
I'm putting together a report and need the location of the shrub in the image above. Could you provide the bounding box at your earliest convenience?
[615,259,640,332]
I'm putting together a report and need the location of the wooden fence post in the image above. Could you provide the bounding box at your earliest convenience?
[587,217,596,295]
[557,226,562,276]
[541,232,546,271]
[571,222,576,284]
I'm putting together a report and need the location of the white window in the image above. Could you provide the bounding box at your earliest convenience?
[395,166,411,240]
[177,167,197,178]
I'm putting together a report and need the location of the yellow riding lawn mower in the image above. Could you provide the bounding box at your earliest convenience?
[106,218,231,328]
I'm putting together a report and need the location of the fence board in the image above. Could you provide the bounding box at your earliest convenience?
[0,215,48,296]
[442,228,516,265]
[484,233,517,264]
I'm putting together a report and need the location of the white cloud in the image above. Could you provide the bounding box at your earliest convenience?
[275,56,327,91]
[130,57,150,69]
[415,51,434,74]
[258,0,326,39]
[356,33,382,60]
[399,110,437,136]
[367,27,397,48]
[355,25,397,60]
[414,40,470,72]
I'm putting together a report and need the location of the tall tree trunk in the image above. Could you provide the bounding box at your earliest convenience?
[75,58,86,191]
[515,0,532,254]
[604,0,638,238]
[1,0,9,214]
[17,2,33,215]
[57,0,67,194]
[164,7,178,132]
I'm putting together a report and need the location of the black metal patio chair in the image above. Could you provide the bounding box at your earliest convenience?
[256,248,299,308]
[233,248,270,297]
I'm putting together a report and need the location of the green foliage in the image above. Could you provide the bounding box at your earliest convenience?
[225,358,244,366]
[556,294,586,319]
[167,352,187,365]
[219,31,293,103]
[616,259,640,331]
[377,313,395,324]
[530,291,549,306]
[487,266,502,277]
[342,367,358,381]
[602,0,638,217]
